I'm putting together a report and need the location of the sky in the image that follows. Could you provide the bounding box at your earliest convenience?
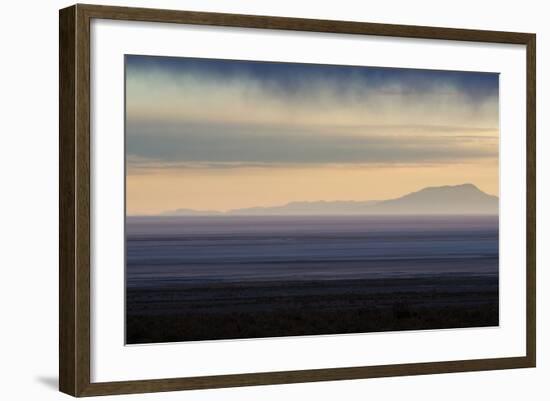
[125,55,499,215]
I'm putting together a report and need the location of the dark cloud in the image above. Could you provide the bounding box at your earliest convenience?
[126,54,499,102]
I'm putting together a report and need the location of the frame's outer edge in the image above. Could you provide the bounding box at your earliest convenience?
[59,3,536,397]
[60,4,93,397]
[59,5,77,397]
[80,357,532,397]
[75,1,93,396]
[525,34,536,367]
[77,3,533,44]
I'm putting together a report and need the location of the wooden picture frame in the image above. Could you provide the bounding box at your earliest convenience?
[59,3,536,397]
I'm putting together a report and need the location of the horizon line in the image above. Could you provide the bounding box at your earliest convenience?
[127,182,499,217]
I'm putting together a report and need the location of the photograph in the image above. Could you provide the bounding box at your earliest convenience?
[124,54,500,344]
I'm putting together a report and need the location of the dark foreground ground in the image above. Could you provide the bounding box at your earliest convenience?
[126,274,498,344]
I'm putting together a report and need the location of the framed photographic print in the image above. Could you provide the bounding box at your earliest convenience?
[59,4,536,397]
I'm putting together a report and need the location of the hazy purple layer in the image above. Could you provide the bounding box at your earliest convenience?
[126,215,498,288]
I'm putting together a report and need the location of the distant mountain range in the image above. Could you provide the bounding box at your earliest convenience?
[161,183,498,216]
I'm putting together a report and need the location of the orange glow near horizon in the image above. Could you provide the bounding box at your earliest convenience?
[126,162,498,215]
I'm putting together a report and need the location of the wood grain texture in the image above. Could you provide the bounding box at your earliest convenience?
[78,3,533,43]
[59,5,76,396]
[59,4,92,396]
[59,3,536,397]
[525,34,536,367]
[78,356,533,397]
[75,4,92,396]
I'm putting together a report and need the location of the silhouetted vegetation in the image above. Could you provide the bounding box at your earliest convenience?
[126,275,498,344]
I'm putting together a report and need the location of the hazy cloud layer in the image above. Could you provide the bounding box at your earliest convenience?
[126,121,497,173]
[125,55,499,172]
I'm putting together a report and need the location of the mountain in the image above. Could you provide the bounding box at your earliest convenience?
[160,183,498,216]
[365,183,498,215]
[228,200,380,216]
[160,208,222,216]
